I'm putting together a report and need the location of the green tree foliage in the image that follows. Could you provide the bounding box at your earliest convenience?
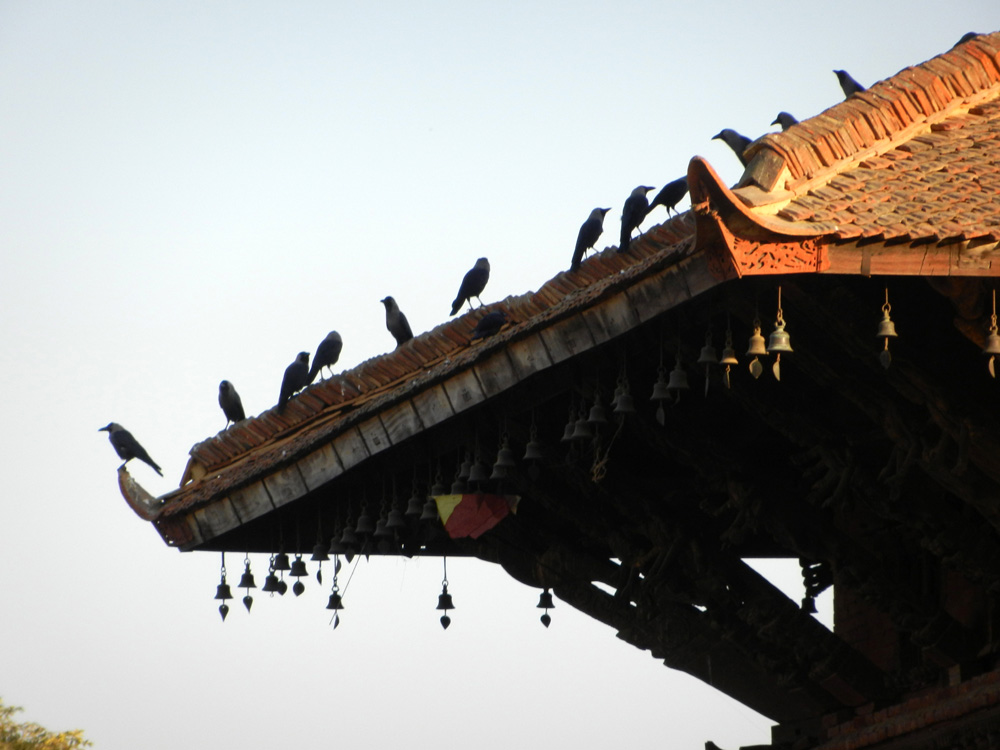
[0,699,91,750]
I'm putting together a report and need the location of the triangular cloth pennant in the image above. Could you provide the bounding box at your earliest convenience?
[432,494,520,539]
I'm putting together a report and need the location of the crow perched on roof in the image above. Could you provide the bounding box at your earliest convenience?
[712,129,752,167]
[619,186,654,253]
[450,257,490,316]
[571,207,610,271]
[955,31,982,47]
[771,112,799,130]
[471,310,507,340]
[99,422,163,476]
[218,380,246,427]
[308,331,342,383]
[279,351,311,412]
[381,296,413,348]
[834,69,866,98]
[648,177,689,217]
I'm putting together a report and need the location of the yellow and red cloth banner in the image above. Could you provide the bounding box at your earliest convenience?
[432,494,520,539]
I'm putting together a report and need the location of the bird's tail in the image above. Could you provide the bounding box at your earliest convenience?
[450,298,462,316]
[307,364,319,384]
[150,461,163,477]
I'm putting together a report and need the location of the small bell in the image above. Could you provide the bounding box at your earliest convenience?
[587,394,608,426]
[801,596,818,614]
[386,507,406,530]
[697,334,718,365]
[570,412,593,441]
[311,542,329,562]
[214,582,233,601]
[326,591,345,611]
[666,357,689,392]
[767,321,793,353]
[537,588,555,628]
[339,525,357,548]
[273,552,291,572]
[373,517,391,538]
[746,322,768,357]
[405,487,424,517]
[450,471,468,494]
[468,456,490,483]
[430,475,448,496]
[261,573,280,594]
[355,509,375,537]
[289,556,308,578]
[985,291,1000,378]
[437,584,454,629]
[420,498,440,522]
[877,291,897,369]
[613,391,635,415]
[560,405,576,443]
[327,534,345,555]
[458,454,473,480]
[650,367,671,401]
[238,564,256,590]
[523,435,544,460]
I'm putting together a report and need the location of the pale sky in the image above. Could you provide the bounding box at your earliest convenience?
[1,3,995,748]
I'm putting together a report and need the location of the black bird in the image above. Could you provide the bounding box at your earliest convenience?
[381,296,413,348]
[218,380,245,427]
[99,422,163,476]
[712,129,752,167]
[279,351,311,412]
[955,31,982,47]
[648,177,689,217]
[619,186,654,253]
[771,111,799,130]
[450,257,490,316]
[834,69,866,98]
[571,207,610,271]
[308,331,342,383]
[471,310,507,340]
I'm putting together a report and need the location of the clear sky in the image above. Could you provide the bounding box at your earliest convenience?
[1,3,995,748]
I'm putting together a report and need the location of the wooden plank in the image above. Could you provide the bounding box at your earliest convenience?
[155,516,201,550]
[192,496,242,544]
[441,368,487,413]
[227,482,276,525]
[358,416,392,456]
[581,291,641,346]
[506,333,554,381]
[331,426,371,472]
[625,264,694,324]
[379,400,424,445]
[262,464,309,509]
[473,349,520,398]
[538,313,597,364]
[410,385,456,430]
[296,442,344,493]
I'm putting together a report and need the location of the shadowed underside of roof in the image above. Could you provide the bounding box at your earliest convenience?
[125,31,1000,531]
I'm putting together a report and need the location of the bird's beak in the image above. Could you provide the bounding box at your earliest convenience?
[98,426,108,432]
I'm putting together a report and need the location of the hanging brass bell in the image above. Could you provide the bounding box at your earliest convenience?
[387,507,406,530]
[697,334,718,365]
[537,589,555,610]
[339,525,357,547]
[767,320,793,353]
[238,564,256,589]
[214,581,232,600]
[666,359,689,391]
[983,326,1000,355]
[523,438,544,460]
[801,596,818,614]
[326,591,344,611]
[650,369,671,401]
[876,309,897,339]
[430,476,448,496]
[587,395,608,426]
[451,471,468,494]
[289,556,308,578]
[437,588,454,611]
[571,415,593,441]
[560,406,576,442]
[405,490,423,517]
[746,324,767,356]
[261,573,280,593]
[420,498,440,522]
[355,510,375,536]
[273,552,291,571]
[468,457,490,483]
[613,391,635,414]
[327,535,345,555]
[311,542,329,562]
[458,455,472,480]
[719,344,738,366]
[373,518,391,538]
[495,442,517,469]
